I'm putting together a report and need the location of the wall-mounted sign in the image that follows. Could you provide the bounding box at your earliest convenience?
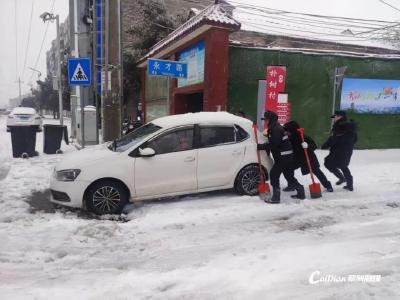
[177,40,205,88]
[265,66,286,112]
[148,58,187,78]
[277,93,291,125]
[340,78,400,114]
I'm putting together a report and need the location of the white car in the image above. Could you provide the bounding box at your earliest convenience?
[50,112,272,215]
[6,107,42,132]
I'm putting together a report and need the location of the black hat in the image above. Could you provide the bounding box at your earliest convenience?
[261,110,277,120]
[331,110,347,118]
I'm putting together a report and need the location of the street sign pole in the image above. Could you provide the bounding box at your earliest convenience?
[73,0,84,147]
[56,15,63,126]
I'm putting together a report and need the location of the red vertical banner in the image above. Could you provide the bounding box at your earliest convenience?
[265,66,287,113]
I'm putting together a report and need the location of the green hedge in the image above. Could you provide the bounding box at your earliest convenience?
[228,47,400,149]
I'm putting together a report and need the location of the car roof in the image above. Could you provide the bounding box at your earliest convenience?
[151,112,253,129]
[12,107,36,114]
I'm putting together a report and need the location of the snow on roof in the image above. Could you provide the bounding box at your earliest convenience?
[139,3,241,63]
[230,43,400,60]
[152,112,252,128]
[225,1,400,52]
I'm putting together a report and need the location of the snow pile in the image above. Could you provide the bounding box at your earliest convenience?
[0,115,400,299]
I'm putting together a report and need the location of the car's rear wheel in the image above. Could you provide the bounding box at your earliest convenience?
[86,180,128,215]
[235,165,265,196]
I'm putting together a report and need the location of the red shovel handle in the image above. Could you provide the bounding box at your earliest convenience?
[297,127,316,184]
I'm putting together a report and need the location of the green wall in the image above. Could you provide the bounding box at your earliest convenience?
[227,47,400,149]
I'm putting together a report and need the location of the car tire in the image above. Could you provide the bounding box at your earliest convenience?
[234,165,265,196]
[86,180,129,215]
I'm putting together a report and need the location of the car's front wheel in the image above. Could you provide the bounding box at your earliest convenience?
[235,165,266,196]
[86,180,129,215]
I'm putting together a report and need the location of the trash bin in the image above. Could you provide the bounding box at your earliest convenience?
[43,124,69,154]
[9,126,38,158]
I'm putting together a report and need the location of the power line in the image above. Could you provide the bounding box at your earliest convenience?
[232,6,389,30]
[22,0,35,81]
[241,20,374,40]
[28,0,56,84]
[237,12,377,36]
[239,20,392,44]
[378,0,400,13]
[14,0,18,81]
[226,0,398,24]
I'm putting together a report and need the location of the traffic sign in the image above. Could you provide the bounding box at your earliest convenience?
[68,58,91,86]
[147,58,187,78]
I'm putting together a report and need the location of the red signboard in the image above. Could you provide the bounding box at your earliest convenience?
[265,66,287,113]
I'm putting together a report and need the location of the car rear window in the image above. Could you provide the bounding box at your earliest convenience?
[235,125,249,142]
[199,126,235,147]
[12,107,36,115]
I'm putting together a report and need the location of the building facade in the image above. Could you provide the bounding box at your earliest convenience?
[137,2,400,148]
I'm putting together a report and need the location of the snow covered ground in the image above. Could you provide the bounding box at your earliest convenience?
[0,114,399,300]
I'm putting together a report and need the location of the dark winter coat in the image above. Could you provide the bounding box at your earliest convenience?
[258,112,294,164]
[283,121,319,175]
[322,118,357,167]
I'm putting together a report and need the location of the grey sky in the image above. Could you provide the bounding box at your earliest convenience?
[0,0,68,107]
[0,0,399,107]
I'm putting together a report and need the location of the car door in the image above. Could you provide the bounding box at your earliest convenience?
[133,126,197,198]
[196,125,247,189]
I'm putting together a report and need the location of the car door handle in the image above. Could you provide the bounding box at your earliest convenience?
[184,156,195,162]
[232,150,242,155]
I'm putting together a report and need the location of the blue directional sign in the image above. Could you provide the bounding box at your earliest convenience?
[147,58,187,78]
[68,58,91,86]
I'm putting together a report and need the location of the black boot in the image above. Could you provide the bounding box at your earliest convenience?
[266,187,280,204]
[343,176,353,191]
[332,169,345,185]
[283,184,296,192]
[325,181,333,192]
[336,179,345,185]
[291,185,305,200]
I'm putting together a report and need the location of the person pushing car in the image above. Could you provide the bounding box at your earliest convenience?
[257,111,305,203]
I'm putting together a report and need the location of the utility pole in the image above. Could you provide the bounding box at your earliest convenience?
[16,77,23,104]
[56,15,64,125]
[74,0,85,148]
[331,66,347,127]
[40,12,63,125]
[101,0,122,142]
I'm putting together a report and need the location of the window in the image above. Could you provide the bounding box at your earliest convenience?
[199,126,235,147]
[235,125,249,142]
[148,128,194,155]
[113,123,161,152]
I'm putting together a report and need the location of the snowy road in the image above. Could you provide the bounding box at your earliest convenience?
[0,114,399,300]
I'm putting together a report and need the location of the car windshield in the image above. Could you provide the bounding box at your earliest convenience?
[109,123,161,152]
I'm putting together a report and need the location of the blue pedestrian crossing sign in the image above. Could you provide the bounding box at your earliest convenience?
[68,58,91,86]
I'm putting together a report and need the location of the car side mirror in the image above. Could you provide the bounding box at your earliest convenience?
[139,147,155,157]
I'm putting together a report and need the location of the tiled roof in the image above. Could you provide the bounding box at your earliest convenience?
[140,2,241,62]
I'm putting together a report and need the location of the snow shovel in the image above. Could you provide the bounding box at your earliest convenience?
[253,124,271,201]
[297,128,322,199]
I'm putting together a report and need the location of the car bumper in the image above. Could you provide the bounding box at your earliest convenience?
[50,177,91,208]
[7,119,41,128]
